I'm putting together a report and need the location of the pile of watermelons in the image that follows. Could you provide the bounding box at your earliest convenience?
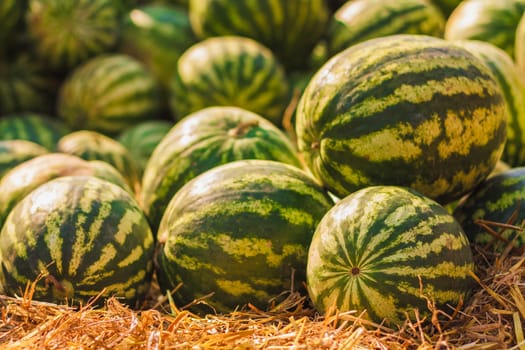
[0,0,524,329]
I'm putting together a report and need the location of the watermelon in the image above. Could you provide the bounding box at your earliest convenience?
[0,175,154,306]
[0,140,48,179]
[307,185,474,326]
[0,153,132,230]
[117,120,174,176]
[517,13,525,72]
[0,113,70,150]
[327,0,446,56]
[141,106,303,233]
[452,40,525,167]
[57,130,142,195]
[453,167,525,254]
[295,34,507,204]
[169,36,290,126]
[57,54,162,135]
[0,54,61,115]
[188,0,330,70]
[26,0,121,72]
[119,4,197,94]
[155,159,334,314]
[444,0,525,59]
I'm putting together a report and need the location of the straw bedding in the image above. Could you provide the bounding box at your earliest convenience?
[0,227,523,349]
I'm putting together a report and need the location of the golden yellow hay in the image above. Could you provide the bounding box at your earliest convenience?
[0,222,523,349]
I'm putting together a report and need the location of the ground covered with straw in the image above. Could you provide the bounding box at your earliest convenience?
[0,237,524,349]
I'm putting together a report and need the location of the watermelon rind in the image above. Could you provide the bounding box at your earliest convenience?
[307,185,475,326]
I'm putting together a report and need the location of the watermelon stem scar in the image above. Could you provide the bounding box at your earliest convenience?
[45,274,65,292]
[46,274,75,300]
[228,121,259,138]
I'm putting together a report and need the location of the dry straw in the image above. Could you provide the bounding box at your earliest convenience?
[0,221,524,349]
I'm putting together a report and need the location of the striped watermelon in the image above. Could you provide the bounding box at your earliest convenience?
[0,113,70,150]
[518,14,525,71]
[188,0,330,70]
[452,40,525,167]
[117,120,174,176]
[57,130,142,195]
[141,106,303,233]
[0,153,132,230]
[0,175,154,306]
[295,34,508,204]
[327,0,446,56]
[0,54,61,115]
[155,159,334,313]
[57,54,162,135]
[169,36,290,126]
[119,4,197,93]
[26,0,121,72]
[0,140,48,179]
[444,0,525,59]
[453,167,525,254]
[307,185,474,326]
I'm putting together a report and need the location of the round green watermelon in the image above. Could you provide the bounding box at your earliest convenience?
[295,34,507,204]
[26,0,121,72]
[169,36,291,126]
[119,4,197,92]
[141,106,303,233]
[445,0,525,59]
[155,159,334,314]
[0,153,132,230]
[57,54,162,135]
[188,0,330,70]
[327,0,446,56]
[453,167,525,254]
[307,185,474,326]
[0,175,154,306]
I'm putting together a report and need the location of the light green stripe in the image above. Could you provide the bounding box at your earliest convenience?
[379,260,473,279]
[117,245,144,268]
[84,243,116,276]
[216,279,271,301]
